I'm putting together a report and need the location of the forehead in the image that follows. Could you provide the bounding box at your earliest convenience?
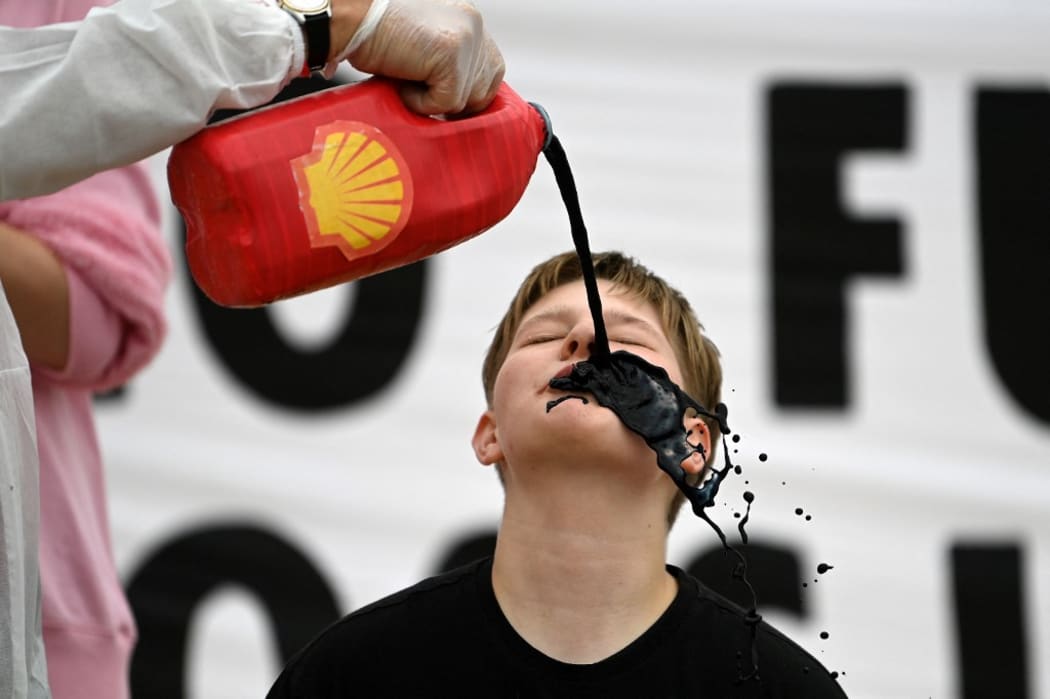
[520,279,664,330]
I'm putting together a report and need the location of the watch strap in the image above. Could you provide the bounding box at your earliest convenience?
[301,10,331,73]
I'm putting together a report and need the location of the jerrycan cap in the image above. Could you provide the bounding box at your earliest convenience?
[528,102,554,151]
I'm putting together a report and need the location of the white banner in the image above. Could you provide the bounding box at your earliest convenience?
[98,1,1050,697]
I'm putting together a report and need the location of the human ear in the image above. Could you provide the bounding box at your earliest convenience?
[682,413,713,475]
[472,410,504,467]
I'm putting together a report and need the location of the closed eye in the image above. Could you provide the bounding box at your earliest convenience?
[611,337,647,348]
[524,335,561,345]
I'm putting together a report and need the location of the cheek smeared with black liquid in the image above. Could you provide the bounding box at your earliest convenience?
[547,352,734,530]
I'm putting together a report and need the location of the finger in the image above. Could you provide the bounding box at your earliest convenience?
[398,80,467,115]
[461,42,505,114]
[403,40,476,114]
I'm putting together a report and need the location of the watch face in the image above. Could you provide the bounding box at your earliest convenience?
[283,0,330,12]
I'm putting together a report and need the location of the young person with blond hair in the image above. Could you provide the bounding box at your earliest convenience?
[268,250,847,697]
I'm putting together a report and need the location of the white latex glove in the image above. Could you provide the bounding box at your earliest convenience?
[330,0,505,115]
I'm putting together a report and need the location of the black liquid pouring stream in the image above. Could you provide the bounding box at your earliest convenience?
[533,108,763,680]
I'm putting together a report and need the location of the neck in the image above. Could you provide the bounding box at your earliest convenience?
[491,473,677,664]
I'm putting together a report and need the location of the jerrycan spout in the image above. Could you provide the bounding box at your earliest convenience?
[529,101,554,152]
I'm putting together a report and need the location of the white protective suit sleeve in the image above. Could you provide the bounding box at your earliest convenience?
[0,0,306,201]
[0,282,49,699]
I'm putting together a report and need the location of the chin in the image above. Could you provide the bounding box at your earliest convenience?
[544,405,646,451]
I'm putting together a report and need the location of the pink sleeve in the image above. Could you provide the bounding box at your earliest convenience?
[45,266,125,387]
[1,164,172,391]
[0,0,114,27]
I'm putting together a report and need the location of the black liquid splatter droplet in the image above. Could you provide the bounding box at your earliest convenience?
[830,671,839,679]
[737,491,754,543]
[820,631,829,640]
[817,563,834,575]
[794,507,804,516]
[805,514,812,521]
[732,434,741,443]
[758,453,768,462]
[734,465,742,475]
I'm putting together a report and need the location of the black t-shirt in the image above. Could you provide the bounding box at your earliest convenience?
[267,557,847,698]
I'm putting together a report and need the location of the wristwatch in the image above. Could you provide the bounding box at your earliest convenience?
[279,0,333,74]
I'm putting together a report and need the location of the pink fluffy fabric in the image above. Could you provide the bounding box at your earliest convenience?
[0,166,171,390]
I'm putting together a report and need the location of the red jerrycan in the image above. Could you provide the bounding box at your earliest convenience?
[168,78,550,307]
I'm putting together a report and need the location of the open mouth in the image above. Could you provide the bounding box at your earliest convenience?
[546,364,589,412]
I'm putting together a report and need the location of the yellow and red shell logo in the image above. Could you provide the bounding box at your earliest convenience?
[290,121,413,261]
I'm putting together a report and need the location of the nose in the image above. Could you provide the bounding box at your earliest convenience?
[560,322,595,360]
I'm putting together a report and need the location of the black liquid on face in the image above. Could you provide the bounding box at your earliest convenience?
[542,135,769,682]
[548,352,736,527]
[546,394,589,410]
